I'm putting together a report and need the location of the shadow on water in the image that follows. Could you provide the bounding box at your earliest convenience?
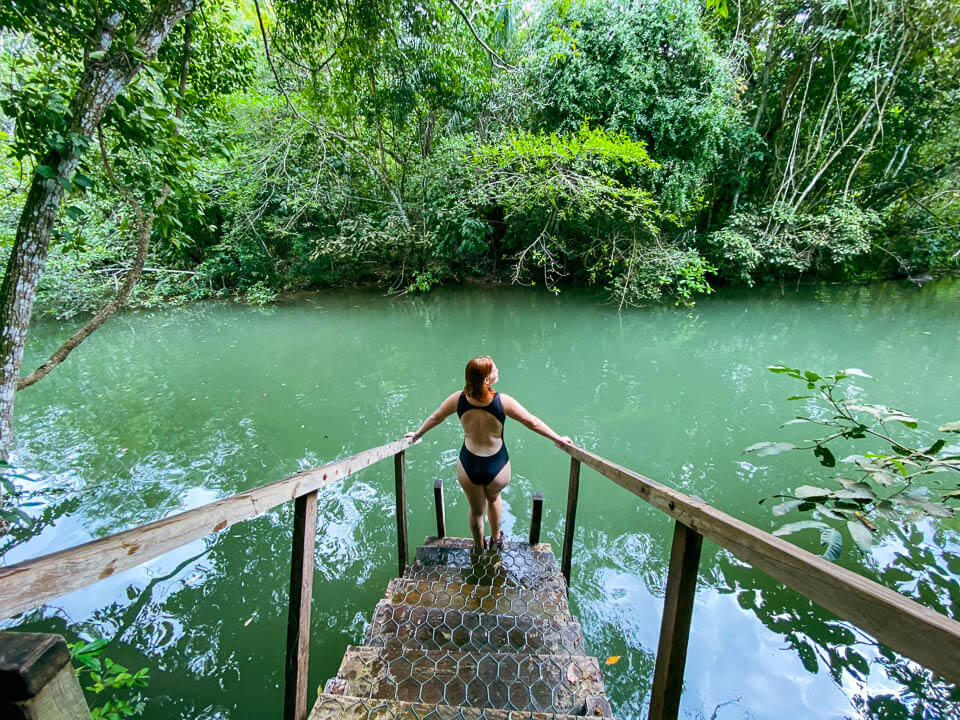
[2,279,959,719]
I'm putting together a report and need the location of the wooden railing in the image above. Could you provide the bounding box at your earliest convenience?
[0,437,417,720]
[2,436,959,720]
[554,443,960,720]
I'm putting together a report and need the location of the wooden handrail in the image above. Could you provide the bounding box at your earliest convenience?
[555,442,960,686]
[0,437,417,622]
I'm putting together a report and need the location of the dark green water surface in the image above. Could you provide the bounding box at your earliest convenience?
[3,280,960,719]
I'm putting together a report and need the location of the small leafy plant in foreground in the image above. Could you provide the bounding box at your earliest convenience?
[69,639,150,720]
[745,366,960,561]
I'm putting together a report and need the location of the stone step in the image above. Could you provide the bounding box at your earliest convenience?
[384,578,572,623]
[324,646,612,716]
[310,693,616,720]
[423,536,555,555]
[365,602,585,656]
[408,545,564,593]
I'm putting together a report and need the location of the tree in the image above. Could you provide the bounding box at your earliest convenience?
[0,0,203,458]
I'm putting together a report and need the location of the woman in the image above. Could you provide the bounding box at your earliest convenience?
[405,355,571,550]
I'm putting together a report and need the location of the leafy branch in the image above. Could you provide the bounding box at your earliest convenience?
[745,366,960,561]
[70,639,150,720]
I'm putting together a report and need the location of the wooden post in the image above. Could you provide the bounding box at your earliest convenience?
[394,451,408,576]
[529,492,543,546]
[433,478,446,539]
[647,520,703,720]
[0,632,91,720]
[561,458,580,589]
[283,489,319,720]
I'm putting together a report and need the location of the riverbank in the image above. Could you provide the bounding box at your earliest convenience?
[23,236,960,323]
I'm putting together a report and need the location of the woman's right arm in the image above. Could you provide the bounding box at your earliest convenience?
[500,394,571,447]
[405,392,460,441]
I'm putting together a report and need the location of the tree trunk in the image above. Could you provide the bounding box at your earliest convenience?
[0,0,201,459]
[16,187,158,392]
[17,12,194,393]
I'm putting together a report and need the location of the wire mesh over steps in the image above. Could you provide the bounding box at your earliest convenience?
[311,536,617,720]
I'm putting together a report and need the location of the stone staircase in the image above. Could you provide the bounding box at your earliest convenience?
[310,536,616,720]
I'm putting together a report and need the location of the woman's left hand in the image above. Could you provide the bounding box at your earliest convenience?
[404,431,418,440]
[554,435,572,447]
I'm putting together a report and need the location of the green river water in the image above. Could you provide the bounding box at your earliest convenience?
[3,280,959,720]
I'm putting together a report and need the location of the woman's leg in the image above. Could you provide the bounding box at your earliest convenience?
[484,461,511,545]
[456,461,488,548]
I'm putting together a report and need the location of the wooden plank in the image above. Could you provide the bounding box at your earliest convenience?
[0,632,71,700]
[0,633,89,719]
[529,492,543,546]
[283,490,319,720]
[0,437,416,621]
[394,451,408,577]
[557,443,960,684]
[561,458,580,589]
[3,666,92,720]
[433,478,446,539]
[648,521,703,720]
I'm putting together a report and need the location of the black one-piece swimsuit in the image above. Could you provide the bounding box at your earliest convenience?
[457,392,509,486]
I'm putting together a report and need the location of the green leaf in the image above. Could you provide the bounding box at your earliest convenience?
[88,50,107,61]
[72,173,93,189]
[846,404,884,418]
[919,502,954,519]
[772,499,804,516]
[820,527,843,561]
[767,365,796,374]
[923,439,946,456]
[865,469,897,486]
[938,421,960,433]
[781,418,811,427]
[0,506,31,524]
[842,368,873,379]
[73,638,108,656]
[942,489,960,501]
[818,506,851,521]
[834,485,876,501]
[847,519,873,554]
[773,520,828,536]
[795,485,833,499]
[65,206,85,221]
[883,413,918,428]
[786,396,811,401]
[834,482,877,500]
[743,441,796,456]
[35,165,55,179]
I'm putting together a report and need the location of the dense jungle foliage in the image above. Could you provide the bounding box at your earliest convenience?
[1,0,958,318]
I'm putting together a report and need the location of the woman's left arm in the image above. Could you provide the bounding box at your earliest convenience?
[405,392,460,441]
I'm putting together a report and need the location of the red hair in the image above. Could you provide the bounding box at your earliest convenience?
[464,355,495,402]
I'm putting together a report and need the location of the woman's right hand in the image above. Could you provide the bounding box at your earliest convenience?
[404,431,418,441]
[554,435,572,447]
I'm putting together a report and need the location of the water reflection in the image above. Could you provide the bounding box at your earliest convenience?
[3,280,959,719]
